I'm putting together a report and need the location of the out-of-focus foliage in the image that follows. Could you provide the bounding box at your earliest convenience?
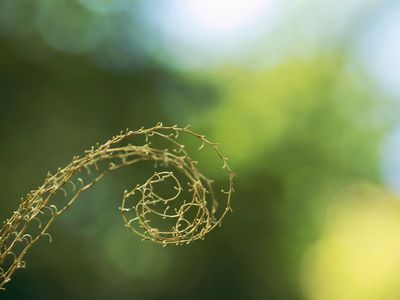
[301,184,400,300]
[0,0,399,299]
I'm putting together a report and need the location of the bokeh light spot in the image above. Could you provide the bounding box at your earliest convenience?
[301,184,400,300]
[380,127,400,196]
[35,1,109,54]
[355,1,400,97]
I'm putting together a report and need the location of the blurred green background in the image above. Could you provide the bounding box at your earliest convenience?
[1,0,400,299]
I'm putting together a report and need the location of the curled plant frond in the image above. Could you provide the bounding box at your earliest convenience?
[0,123,234,290]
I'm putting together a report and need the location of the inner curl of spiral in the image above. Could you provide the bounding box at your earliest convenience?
[0,123,234,290]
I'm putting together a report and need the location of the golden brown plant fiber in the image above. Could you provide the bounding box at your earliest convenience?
[0,123,234,290]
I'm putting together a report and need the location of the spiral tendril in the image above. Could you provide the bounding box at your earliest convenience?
[0,123,234,290]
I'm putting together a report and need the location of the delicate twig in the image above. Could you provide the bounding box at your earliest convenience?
[0,124,234,290]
